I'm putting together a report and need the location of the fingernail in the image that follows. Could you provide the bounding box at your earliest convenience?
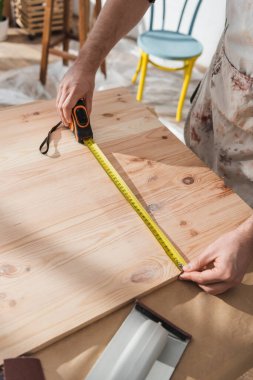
[183,263,192,271]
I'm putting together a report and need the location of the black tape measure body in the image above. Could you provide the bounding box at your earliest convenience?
[39,99,93,154]
[70,99,93,143]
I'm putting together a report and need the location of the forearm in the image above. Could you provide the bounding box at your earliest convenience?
[237,214,253,251]
[77,0,150,73]
[56,0,151,123]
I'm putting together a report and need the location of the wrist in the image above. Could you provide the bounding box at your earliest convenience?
[236,215,253,251]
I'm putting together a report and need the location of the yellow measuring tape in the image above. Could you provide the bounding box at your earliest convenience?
[84,138,186,271]
[39,98,186,271]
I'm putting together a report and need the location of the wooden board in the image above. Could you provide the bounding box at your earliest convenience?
[0,88,251,363]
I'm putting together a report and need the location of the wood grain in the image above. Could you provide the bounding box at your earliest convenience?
[0,88,252,363]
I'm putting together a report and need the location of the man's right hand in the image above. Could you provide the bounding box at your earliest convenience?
[56,0,150,126]
[56,59,95,126]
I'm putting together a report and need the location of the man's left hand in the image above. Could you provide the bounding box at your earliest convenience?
[180,227,253,295]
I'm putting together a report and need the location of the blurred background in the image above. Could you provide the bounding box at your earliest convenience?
[0,0,226,141]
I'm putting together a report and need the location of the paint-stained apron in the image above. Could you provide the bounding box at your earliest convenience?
[185,33,253,207]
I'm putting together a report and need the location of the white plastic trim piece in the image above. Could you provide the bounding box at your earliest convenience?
[85,307,190,380]
[107,320,168,380]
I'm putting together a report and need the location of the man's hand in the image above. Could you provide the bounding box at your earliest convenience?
[180,221,253,295]
[56,0,150,126]
[56,60,95,126]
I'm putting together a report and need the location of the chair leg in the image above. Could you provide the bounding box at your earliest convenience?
[94,0,102,25]
[40,0,54,84]
[132,55,143,84]
[79,0,90,47]
[94,0,106,78]
[176,58,195,122]
[62,0,72,66]
[136,52,149,101]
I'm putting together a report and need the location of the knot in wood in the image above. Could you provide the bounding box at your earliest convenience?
[182,176,194,185]
[102,113,114,118]
[131,269,156,283]
[147,203,160,212]
[0,264,18,277]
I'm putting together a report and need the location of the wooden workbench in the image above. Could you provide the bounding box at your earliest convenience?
[0,88,252,377]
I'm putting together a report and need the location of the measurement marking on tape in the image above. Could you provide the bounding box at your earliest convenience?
[84,138,186,270]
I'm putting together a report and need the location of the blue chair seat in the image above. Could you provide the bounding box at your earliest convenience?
[138,30,203,60]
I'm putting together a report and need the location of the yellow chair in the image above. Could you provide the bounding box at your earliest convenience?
[132,0,203,121]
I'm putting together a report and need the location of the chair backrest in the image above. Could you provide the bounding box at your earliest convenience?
[149,0,203,36]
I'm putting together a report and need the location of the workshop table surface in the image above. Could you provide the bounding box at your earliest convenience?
[0,88,252,378]
[35,270,253,380]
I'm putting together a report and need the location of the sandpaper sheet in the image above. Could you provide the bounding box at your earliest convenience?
[4,358,45,380]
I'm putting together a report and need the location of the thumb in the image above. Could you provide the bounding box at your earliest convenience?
[183,250,214,272]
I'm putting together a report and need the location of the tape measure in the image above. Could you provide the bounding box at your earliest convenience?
[84,138,186,270]
[72,99,186,270]
[40,99,187,270]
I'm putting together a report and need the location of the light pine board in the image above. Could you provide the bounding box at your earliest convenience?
[0,88,251,363]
